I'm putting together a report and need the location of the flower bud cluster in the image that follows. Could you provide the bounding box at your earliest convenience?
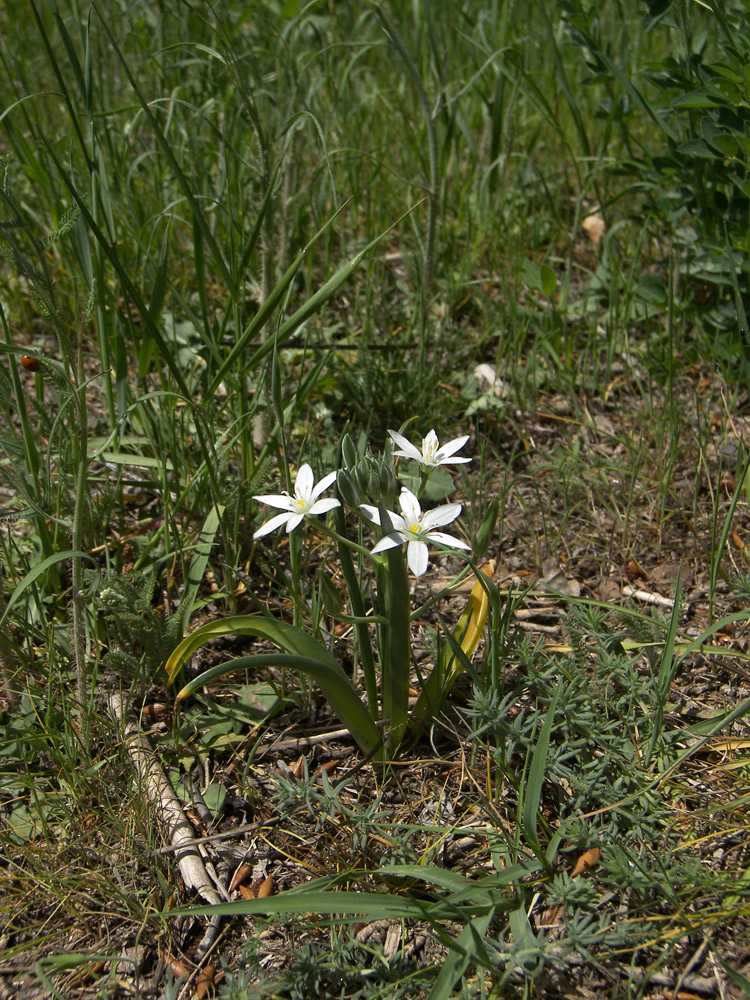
[338,434,397,508]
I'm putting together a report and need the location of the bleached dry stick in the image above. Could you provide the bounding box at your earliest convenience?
[107,691,222,957]
[622,586,675,610]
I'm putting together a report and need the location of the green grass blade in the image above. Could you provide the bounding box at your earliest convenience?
[227,199,422,390]
[644,572,682,769]
[0,550,95,627]
[91,3,238,299]
[202,200,349,400]
[426,911,494,1000]
[522,681,562,866]
[180,503,224,631]
[39,141,192,396]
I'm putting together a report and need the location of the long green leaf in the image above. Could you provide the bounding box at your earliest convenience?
[0,550,96,627]
[522,681,562,866]
[427,911,494,1000]
[39,142,191,397]
[215,199,423,400]
[165,615,381,757]
[333,500,377,715]
[509,903,544,975]
[644,572,682,769]
[202,200,353,401]
[167,889,491,922]
[180,504,224,631]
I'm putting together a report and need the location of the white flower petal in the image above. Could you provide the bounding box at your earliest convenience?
[423,429,439,448]
[372,533,404,554]
[254,512,293,538]
[285,512,305,533]
[397,488,422,525]
[421,503,462,531]
[425,530,471,550]
[388,429,422,462]
[312,469,338,499]
[386,512,408,533]
[308,498,341,515]
[406,539,429,576]
[294,463,314,497]
[359,504,382,524]
[436,434,470,460]
[253,492,294,511]
[389,427,471,467]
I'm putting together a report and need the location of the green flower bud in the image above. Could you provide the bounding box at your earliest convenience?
[337,469,362,508]
[341,433,358,470]
[473,496,500,559]
[379,461,396,503]
[367,462,383,500]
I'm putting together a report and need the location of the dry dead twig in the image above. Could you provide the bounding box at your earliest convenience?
[106,690,224,960]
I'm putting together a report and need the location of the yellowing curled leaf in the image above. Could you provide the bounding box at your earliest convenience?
[412,561,494,723]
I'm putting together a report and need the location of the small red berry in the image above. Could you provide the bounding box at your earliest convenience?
[21,355,41,372]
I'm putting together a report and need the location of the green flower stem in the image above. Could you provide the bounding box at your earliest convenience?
[378,503,411,755]
[332,504,378,718]
[416,466,431,499]
[316,520,380,564]
[288,522,303,629]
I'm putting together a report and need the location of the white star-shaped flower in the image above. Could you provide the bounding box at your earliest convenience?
[253,464,340,538]
[361,487,470,576]
[388,428,471,469]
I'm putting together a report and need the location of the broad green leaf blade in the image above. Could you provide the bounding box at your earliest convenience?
[540,263,556,299]
[165,616,381,757]
[509,903,544,975]
[168,889,491,922]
